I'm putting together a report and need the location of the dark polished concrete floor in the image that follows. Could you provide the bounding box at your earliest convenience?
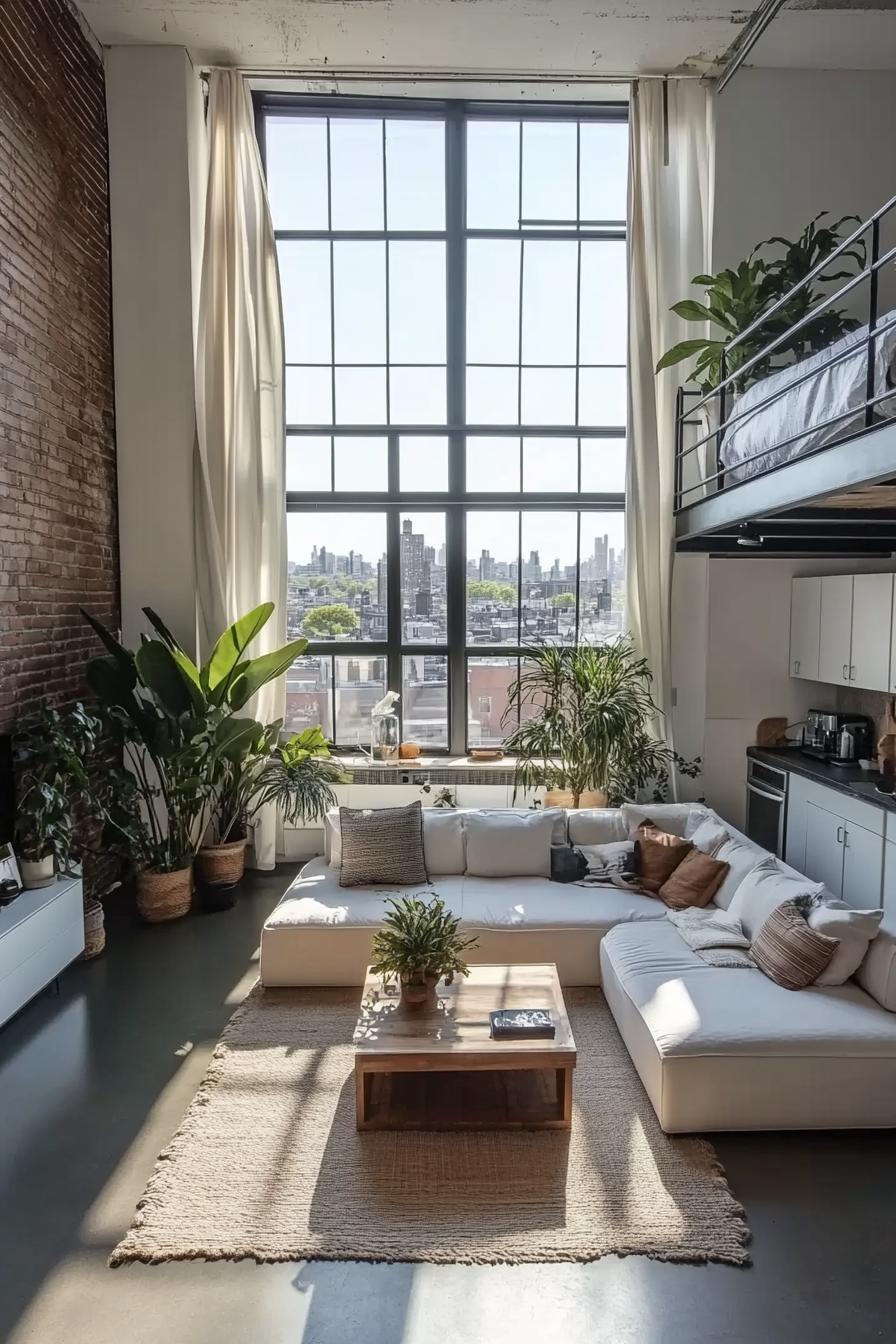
[2,867,895,1344]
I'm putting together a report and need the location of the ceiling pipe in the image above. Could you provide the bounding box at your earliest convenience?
[716,0,788,93]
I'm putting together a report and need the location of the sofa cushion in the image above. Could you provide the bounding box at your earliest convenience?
[687,816,729,856]
[567,808,626,846]
[266,860,457,931]
[464,809,559,878]
[422,809,466,875]
[713,835,771,910]
[751,899,839,991]
[458,875,667,931]
[658,848,730,910]
[808,901,884,987]
[622,802,693,838]
[856,928,896,1011]
[727,859,824,939]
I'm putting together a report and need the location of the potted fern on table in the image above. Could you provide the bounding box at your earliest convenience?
[371,895,478,1009]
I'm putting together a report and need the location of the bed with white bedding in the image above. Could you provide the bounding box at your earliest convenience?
[719,313,896,485]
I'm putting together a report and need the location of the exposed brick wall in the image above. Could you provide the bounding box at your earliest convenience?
[0,0,117,733]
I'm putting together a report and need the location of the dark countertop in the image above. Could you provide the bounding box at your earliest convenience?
[747,745,896,813]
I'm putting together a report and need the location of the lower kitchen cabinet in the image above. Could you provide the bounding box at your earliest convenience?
[785,776,885,908]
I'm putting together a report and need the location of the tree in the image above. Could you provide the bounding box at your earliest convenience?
[303,604,358,638]
[551,592,576,608]
[468,580,516,606]
[331,575,375,601]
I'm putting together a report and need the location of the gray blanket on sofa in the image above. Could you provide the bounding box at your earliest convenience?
[667,908,755,969]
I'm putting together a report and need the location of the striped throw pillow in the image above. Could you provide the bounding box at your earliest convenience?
[751,899,839,990]
[338,802,428,888]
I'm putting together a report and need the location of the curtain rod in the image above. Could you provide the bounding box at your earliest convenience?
[199,66,708,84]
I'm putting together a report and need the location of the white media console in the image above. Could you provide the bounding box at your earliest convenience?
[0,875,84,1027]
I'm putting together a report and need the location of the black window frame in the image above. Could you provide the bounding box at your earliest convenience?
[255,91,628,755]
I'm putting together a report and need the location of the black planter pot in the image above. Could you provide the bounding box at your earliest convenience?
[198,881,239,914]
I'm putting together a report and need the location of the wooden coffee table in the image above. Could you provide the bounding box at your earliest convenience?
[353,963,576,1131]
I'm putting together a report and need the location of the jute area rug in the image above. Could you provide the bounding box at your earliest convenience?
[111,986,750,1268]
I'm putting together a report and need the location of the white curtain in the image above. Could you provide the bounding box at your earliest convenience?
[195,69,286,869]
[625,79,715,757]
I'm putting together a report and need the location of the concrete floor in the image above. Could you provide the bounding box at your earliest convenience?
[2,869,895,1344]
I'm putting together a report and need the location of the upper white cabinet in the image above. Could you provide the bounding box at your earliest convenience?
[851,573,893,692]
[818,575,854,685]
[791,572,894,692]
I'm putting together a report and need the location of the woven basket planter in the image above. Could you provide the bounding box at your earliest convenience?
[81,897,106,959]
[136,865,193,923]
[195,838,247,888]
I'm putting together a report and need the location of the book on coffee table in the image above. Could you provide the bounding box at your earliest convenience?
[489,1008,556,1039]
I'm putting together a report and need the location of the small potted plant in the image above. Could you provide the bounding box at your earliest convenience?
[370,895,478,1010]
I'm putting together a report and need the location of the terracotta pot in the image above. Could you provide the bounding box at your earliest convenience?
[195,838,247,888]
[400,970,440,1009]
[20,854,55,889]
[81,897,106,959]
[544,788,608,809]
[136,865,193,923]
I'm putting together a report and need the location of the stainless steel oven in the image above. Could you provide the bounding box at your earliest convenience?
[745,758,788,857]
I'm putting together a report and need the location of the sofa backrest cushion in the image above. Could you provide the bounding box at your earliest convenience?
[464,808,559,878]
[622,802,693,838]
[422,809,466,875]
[808,901,884,987]
[687,816,729,856]
[727,858,825,940]
[855,928,896,1011]
[712,835,770,910]
[567,808,626,846]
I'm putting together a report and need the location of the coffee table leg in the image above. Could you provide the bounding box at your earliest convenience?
[355,1065,370,1129]
[556,1066,573,1127]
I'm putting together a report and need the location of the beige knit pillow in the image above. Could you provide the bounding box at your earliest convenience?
[751,899,839,990]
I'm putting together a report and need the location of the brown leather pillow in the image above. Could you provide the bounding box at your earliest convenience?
[634,824,692,894]
[658,847,730,910]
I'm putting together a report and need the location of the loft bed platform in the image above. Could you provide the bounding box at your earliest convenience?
[673,194,896,558]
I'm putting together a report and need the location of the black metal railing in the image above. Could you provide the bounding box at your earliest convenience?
[673,193,896,512]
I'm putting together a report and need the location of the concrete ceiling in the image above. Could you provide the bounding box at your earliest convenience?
[73,0,896,75]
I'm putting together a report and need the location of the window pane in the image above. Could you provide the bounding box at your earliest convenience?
[330,119,383,230]
[386,120,445,230]
[333,242,385,363]
[335,655,388,747]
[521,121,576,225]
[578,366,626,427]
[466,436,520,492]
[335,366,387,423]
[400,436,449,492]
[466,240,520,364]
[521,241,577,364]
[580,437,626,493]
[389,367,446,424]
[285,654,333,738]
[523,436,577,492]
[390,241,446,363]
[265,116,328,230]
[521,367,575,425]
[286,366,332,425]
[466,511,519,645]
[402,655,448,749]
[579,511,625,643]
[579,121,628,223]
[334,436,388,492]
[467,657,519,746]
[520,511,578,644]
[466,120,520,229]
[580,241,627,364]
[466,367,519,424]
[287,512,386,641]
[279,241,331,364]
[400,513,447,642]
[287,435,331,492]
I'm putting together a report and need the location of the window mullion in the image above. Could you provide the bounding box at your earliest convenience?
[446,105,466,755]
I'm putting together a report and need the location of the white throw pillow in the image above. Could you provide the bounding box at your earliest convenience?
[464,809,558,878]
[688,816,729,857]
[727,859,825,941]
[808,901,884,986]
[325,808,342,868]
[683,806,713,839]
[567,808,627,846]
[422,810,466,875]
[622,802,693,839]
[713,836,770,910]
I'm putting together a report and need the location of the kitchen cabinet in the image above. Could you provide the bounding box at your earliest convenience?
[789,576,821,680]
[850,573,893,692]
[794,784,884,908]
[818,575,854,686]
[805,800,846,898]
[842,820,885,909]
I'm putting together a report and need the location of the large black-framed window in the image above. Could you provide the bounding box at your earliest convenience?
[256,92,628,755]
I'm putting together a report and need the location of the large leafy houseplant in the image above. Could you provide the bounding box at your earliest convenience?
[657,212,866,392]
[370,895,478,1009]
[503,640,681,808]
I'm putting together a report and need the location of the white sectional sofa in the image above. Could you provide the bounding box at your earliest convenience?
[260,802,896,1132]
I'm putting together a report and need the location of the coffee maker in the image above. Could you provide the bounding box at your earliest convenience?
[803,709,873,764]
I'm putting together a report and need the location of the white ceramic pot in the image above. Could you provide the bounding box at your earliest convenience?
[21,854,56,889]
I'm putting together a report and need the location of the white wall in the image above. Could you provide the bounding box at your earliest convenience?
[106,47,207,653]
[672,67,896,827]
